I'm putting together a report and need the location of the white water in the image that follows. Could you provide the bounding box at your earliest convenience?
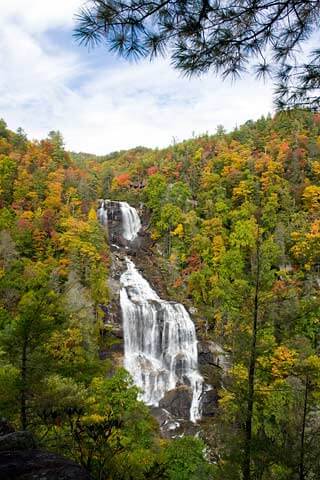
[97,200,108,225]
[120,259,203,422]
[99,199,203,422]
[98,200,141,241]
[119,202,141,241]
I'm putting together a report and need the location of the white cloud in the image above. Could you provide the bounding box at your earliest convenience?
[0,1,274,154]
[0,0,82,32]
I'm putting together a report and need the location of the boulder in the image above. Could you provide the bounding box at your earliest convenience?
[201,387,218,417]
[0,426,92,480]
[150,407,181,437]
[0,449,92,480]
[159,385,192,418]
[0,431,36,452]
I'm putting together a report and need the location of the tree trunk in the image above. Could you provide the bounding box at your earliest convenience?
[20,339,28,430]
[166,229,171,257]
[242,238,261,480]
[299,377,308,480]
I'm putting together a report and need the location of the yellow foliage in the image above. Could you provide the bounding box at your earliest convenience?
[88,208,97,221]
[231,363,248,383]
[47,327,86,364]
[202,217,223,237]
[302,185,320,212]
[232,180,253,201]
[212,234,225,262]
[82,413,105,424]
[219,389,236,408]
[20,210,34,220]
[291,220,320,266]
[150,229,160,240]
[271,346,297,378]
[171,223,184,238]
[312,160,320,178]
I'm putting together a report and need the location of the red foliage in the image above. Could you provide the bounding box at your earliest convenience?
[147,166,158,176]
[16,218,32,231]
[181,253,201,276]
[64,166,83,184]
[100,252,110,267]
[173,277,184,289]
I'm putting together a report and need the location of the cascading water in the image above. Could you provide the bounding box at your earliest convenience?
[98,200,108,225]
[120,259,203,422]
[119,202,141,241]
[98,200,141,241]
[100,198,204,422]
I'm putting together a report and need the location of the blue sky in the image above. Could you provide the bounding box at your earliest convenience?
[0,0,274,154]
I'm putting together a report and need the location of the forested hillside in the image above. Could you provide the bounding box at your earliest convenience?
[1,110,320,479]
[0,119,210,479]
[83,109,320,479]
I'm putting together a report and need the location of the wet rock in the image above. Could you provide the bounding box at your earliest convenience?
[110,325,123,340]
[159,386,193,418]
[104,200,143,251]
[201,388,218,417]
[150,407,200,438]
[0,449,92,480]
[150,407,181,437]
[189,306,198,315]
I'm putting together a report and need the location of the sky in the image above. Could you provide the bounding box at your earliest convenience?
[0,0,274,154]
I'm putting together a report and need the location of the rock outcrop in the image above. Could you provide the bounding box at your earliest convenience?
[201,388,219,417]
[159,386,193,418]
[198,340,229,371]
[0,422,91,480]
[0,431,36,452]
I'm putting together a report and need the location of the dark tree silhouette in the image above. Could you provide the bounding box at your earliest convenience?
[74,1,320,110]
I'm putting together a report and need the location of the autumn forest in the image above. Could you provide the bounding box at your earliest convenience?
[0,109,320,480]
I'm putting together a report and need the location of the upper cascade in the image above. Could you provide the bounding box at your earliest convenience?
[98,200,141,241]
[119,201,141,241]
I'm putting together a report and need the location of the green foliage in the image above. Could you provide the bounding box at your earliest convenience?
[85,109,320,479]
[0,155,17,205]
[161,436,214,480]
[144,173,167,217]
[1,111,320,479]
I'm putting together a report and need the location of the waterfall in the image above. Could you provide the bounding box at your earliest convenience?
[120,259,203,422]
[97,200,107,225]
[100,199,203,422]
[119,202,141,241]
[98,200,141,240]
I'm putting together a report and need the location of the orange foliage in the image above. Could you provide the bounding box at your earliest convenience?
[114,172,131,187]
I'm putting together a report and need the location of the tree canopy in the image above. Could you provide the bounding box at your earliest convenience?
[75,0,320,109]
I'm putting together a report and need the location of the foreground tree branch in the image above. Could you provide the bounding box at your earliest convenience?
[74,0,320,109]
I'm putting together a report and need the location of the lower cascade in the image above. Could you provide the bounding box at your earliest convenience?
[100,199,204,422]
